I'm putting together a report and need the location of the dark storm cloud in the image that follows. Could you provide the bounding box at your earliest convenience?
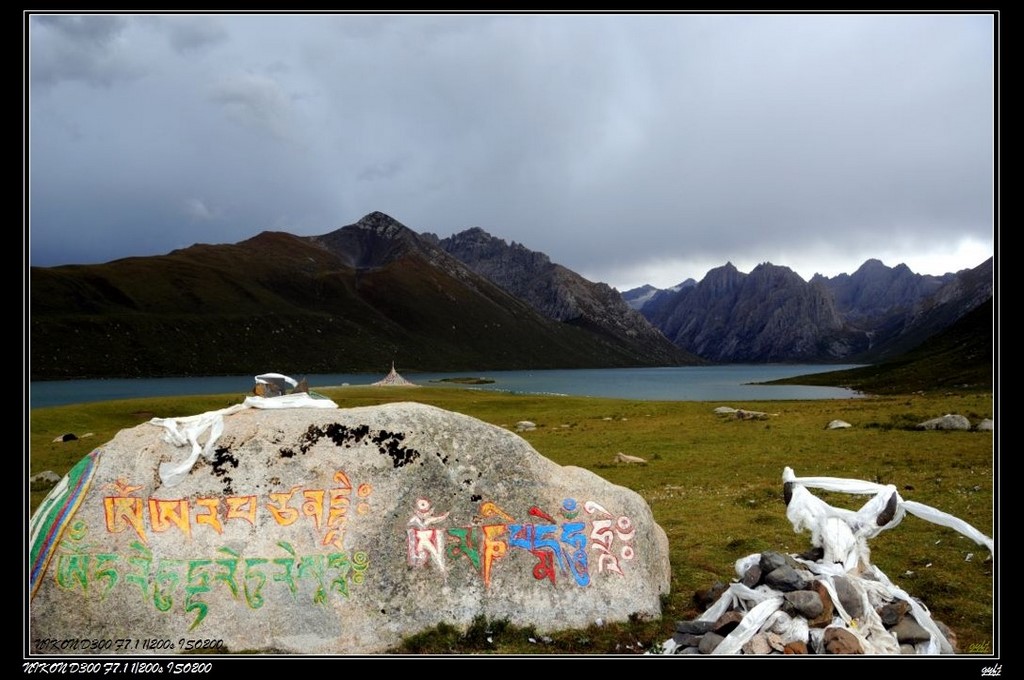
[27,12,995,290]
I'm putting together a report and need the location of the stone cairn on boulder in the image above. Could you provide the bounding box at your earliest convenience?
[662,467,994,655]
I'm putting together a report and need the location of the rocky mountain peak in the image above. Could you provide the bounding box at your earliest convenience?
[700,262,745,295]
[442,228,552,268]
[749,262,805,285]
[310,212,427,269]
[352,211,416,239]
[855,258,887,274]
[457,226,494,240]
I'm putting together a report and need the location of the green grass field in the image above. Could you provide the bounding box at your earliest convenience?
[29,386,995,654]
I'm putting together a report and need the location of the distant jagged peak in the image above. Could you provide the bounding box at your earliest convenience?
[443,226,505,251]
[623,284,657,297]
[848,258,919,277]
[448,226,530,250]
[456,226,497,240]
[892,262,913,274]
[695,262,746,295]
[701,261,743,281]
[671,278,697,291]
[441,227,552,267]
[751,261,797,274]
[351,211,416,238]
[856,257,888,272]
[749,261,806,284]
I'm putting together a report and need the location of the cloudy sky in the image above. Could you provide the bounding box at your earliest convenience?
[27,12,996,291]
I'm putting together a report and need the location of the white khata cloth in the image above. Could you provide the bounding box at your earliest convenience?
[782,466,994,571]
[658,467,994,655]
[150,376,338,488]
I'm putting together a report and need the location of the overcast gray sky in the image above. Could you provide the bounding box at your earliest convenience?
[27,12,995,291]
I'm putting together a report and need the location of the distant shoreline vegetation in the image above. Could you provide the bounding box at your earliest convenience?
[430,377,496,385]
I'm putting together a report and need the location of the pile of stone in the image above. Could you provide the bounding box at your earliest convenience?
[666,549,957,655]
[660,467,992,656]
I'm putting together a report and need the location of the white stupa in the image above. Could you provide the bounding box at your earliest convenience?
[371,362,417,387]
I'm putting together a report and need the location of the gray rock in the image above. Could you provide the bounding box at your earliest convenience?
[832,575,864,619]
[917,414,971,430]
[29,403,670,655]
[676,619,716,635]
[672,632,703,648]
[976,418,994,432]
[698,632,725,654]
[784,590,824,619]
[759,550,789,573]
[890,616,932,643]
[764,565,809,592]
[900,643,917,654]
[827,420,853,429]
[760,549,806,573]
[808,580,835,628]
[515,420,537,431]
[878,599,911,627]
[741,563,762,588]
[30,470,62,485]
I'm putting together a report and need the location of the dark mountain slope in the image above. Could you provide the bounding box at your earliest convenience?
[435,227,700,366]
[31,213,696,379]
[644,262,867,362]
[767,296,994,394]
[816,258,953,324]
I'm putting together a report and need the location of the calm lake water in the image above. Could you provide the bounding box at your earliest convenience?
[30,365,864,409]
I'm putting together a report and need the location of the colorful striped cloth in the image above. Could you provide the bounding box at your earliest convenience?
[29,450,101,599]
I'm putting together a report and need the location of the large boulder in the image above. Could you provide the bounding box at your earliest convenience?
[916,414,971,431]
[30,402,670,654]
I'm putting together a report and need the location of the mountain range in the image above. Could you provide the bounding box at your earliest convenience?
[29,211,993,384]
[637,257,992,364]
[30,212,697,380]
[426,227,686,366]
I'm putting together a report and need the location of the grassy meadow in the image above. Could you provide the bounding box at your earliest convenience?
[28,385,996,655]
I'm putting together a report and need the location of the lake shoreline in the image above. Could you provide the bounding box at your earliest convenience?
[29,365,867,409]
